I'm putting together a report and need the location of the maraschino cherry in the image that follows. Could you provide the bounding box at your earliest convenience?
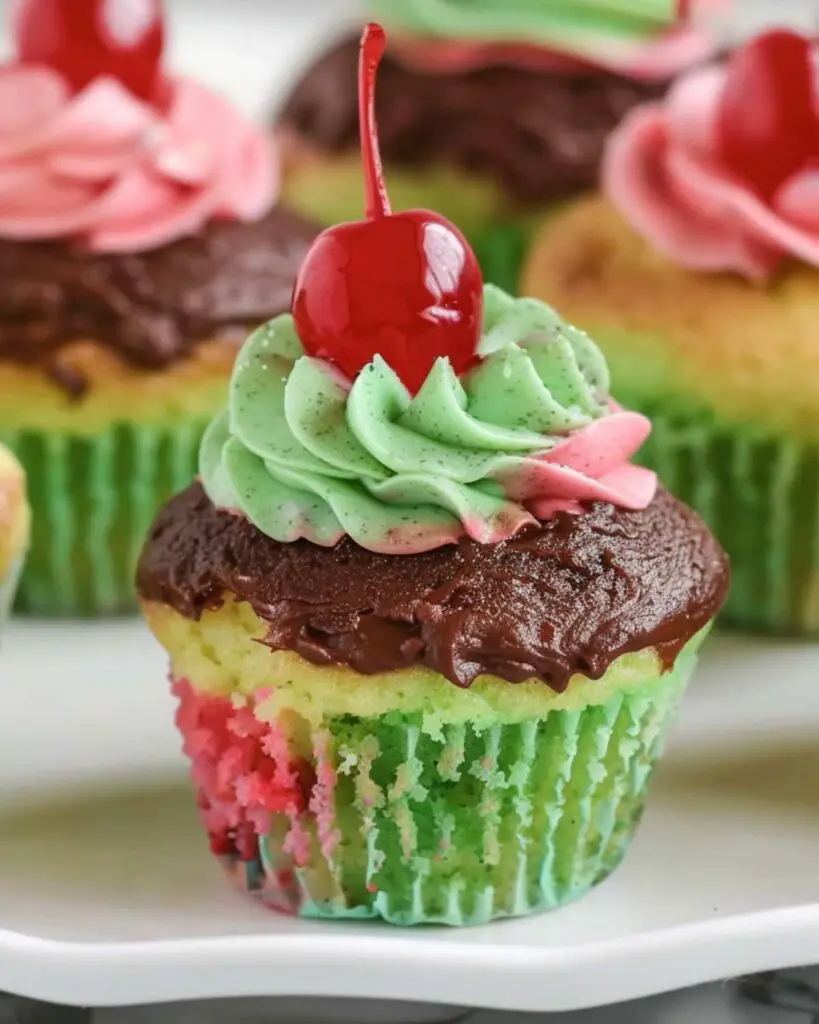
[718,30,819,199]
[14,0,165,103]
[292,23,483,395]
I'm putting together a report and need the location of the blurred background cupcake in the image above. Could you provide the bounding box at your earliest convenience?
[0,444,29,629]
[0,0,319,617]
[275,0,719,293]
[523,27,819,634]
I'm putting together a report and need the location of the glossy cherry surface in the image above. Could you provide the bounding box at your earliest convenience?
[292,23,483,394]
[718,30,819,198]
[15,0,165,102]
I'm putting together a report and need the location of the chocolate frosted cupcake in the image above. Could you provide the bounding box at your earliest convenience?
[0,0,318,616]
[0,445,28,629]
[276,1,715,292]
[138,26,728,927]
[523,28,819,634]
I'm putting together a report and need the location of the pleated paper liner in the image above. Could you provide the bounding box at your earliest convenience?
[635,412,819,634]
[1,420,206,616]
[212,642,699,927]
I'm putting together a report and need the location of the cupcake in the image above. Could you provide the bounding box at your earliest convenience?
[276,1,716,293]
[0,445,29,629]
[0,0,319,616]
[523,28,819,634]
[137,26,728,927]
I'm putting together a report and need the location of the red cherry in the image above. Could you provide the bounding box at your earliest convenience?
[14,0,165,103]
[292,23,483,395]
[718,30,819,198]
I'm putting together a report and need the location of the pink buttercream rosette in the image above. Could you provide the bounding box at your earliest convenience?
[213,407,657,554]
[483,407,655,536]
[389,0,725,80]
[392,24,716,82]
[366,409,657,554]
[0,65,276,252]
[604,47,819,280]
[511,409,656,521]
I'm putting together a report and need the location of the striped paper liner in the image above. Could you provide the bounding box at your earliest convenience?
[638,413,819,634]
[1,420,206,616]
[205,641,699,926]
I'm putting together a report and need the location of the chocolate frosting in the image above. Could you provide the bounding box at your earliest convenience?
[0,207,318,397]
[278,35,668,207]
[137,483,729,691]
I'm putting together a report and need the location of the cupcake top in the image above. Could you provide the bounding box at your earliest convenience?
[0,444,29,581]
[604,28,819,280]
[0,0,317,394]
[139,23,728,692]
[278,2,716,210]
[140,290,728,690]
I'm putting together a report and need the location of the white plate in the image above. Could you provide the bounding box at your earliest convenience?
[1,622,819,1013]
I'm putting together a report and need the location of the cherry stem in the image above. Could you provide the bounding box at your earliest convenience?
[359,23,391,220]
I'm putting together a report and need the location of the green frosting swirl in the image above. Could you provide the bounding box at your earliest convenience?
[366,0,676,45]
[200,285,611,552]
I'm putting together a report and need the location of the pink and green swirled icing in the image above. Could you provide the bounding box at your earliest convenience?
[200,285,657,554]
[369,0,716,80]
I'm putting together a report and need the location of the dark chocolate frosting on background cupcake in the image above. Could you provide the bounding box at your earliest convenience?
[278,35,669,207]
[0,209,318,396]
[0,49,320,397]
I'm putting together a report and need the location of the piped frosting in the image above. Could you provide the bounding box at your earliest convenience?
[200,285,656,554]
[604,32,819,280]
[367,0,716,80]
[0,65,276,252]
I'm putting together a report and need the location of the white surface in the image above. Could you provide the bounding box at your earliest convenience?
[1,623,819,1012]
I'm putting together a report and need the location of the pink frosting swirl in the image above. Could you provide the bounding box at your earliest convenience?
[0,64,277,252]
[387,411,657,555]
[391,25,716,81]
[604,49,819,280]
[499,410,657,525]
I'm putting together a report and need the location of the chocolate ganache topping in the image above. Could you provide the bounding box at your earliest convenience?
[137,483,729,691]
[278,35,668,207]
[0,208,318,397]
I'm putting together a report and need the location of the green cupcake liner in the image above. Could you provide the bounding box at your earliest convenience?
[222,642,697,926]
[0,420,206,617]
[636,413,819,634]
